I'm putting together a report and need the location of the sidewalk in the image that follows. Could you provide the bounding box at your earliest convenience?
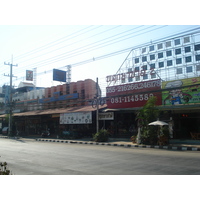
[1,134,200,151]
[35,137,200,151]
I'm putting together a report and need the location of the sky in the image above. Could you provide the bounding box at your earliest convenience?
[1,24,200,97]
[1,0,199,195]
[0,1,199,98]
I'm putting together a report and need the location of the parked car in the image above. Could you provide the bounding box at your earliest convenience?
[2,127,9,135]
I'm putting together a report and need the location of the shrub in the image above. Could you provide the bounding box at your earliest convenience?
[130,135,137,143]
[0,162,12,175]
[93,129,109,142]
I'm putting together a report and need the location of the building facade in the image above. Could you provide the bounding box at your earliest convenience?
[105,31,200,139]
[0,79,104,137]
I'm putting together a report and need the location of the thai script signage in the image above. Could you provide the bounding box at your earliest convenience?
[99,112,114,120]
[60,111,92,124]
[162,77,200,105]
[106,79,162,109]
[106,68,155,83]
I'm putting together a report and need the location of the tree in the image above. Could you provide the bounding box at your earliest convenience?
[136,96,160,145]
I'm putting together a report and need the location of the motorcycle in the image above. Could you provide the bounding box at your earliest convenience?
[41,129,50,138]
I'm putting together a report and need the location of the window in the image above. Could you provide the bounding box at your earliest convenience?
[176,58,182,64]
[81,90,85,99]
[135,58,139,63]
[186,66,193,73]
[135,76,140,81]
[128,68,132,72]
[175,48,181,55]
[142,47,146,53]
[128,77,133,82]
[149,45,154,51]
[196,64,200,71]
[142,56,147,62]
[167,60,173,66]
[195,55,200,61]
[185,46,191,53]
[135,67,139,72]
[174,38,180,45]
[194,44,200,51]
[142,65,147,70]
[185,56,192,63]
[184,36,190,43]
[159,62,164,68]
[157,43,163,49]
[150,63,155,69]
[166,50,172,57]
[177,68,183,74]
[150,54,155,60]
[166,41,171,47]
[151,73,156,79]
[143,74,148,80]
[158,52,163,59]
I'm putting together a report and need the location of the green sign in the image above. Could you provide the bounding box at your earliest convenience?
[162,77,200,106]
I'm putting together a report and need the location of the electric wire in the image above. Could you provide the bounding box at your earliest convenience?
[2,26,200,89]
[4,26,200,88]
[15,25,122,64]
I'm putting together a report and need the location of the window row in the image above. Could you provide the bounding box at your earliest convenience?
[138,44,200,63]
[128,65,200,82]
[141,36,193,53]
[132,64,200,72]
[176,65,200,74]
[134,55,200,69]
[135,46,200,63]
[127,65,200,82]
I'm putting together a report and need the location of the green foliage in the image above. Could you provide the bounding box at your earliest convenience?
[136,96,160,145]
[93,129,109,142]
[0,162,12,175]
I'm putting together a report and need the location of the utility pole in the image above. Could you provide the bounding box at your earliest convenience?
[4,57,18,136]
[96,77,99,133]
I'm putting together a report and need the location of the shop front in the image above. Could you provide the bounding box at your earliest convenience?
[3,105,107,137]
[105,77,200,141]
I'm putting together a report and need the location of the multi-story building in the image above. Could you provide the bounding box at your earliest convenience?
[0,79,104,137]
[105,31,200,140]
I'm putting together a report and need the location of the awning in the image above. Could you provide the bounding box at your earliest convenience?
[0,104,107,117]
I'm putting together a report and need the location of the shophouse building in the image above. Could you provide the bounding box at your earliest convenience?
[105,31,200,139]
[0,79,105,137]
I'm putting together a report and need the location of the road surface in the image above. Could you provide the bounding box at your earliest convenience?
[0,138,200,175]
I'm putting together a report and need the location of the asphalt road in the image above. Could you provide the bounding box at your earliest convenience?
[0,138,200,175]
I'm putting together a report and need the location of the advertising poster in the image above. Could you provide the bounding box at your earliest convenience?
[53,69,66,82]
[106,79,162,109]
[60,112,92,124]
[26,70,33,81]
[162,77,200,105]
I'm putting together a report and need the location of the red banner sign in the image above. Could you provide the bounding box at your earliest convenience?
[106,79,162,108]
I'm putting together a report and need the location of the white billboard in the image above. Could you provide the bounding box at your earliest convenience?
[60,112,92,124]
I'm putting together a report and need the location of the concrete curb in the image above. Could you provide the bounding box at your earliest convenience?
[35,138,200,151]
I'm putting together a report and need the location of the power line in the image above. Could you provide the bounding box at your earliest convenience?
[2,25,96,62]
[2,26,200,87]
[15,25,122,64]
